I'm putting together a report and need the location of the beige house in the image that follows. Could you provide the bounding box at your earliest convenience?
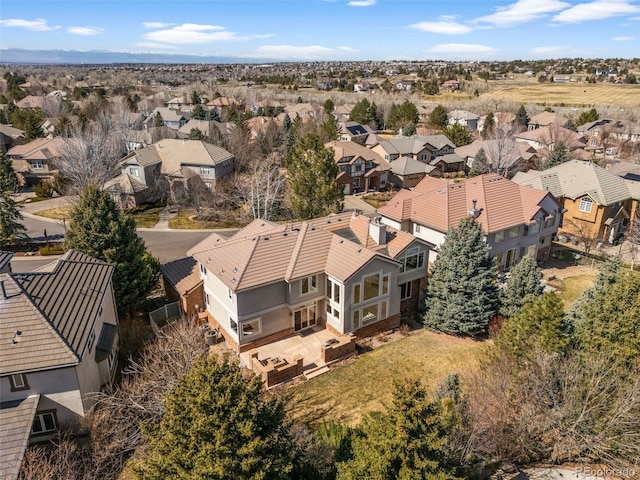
[326,140,390,194]
[188,212,433,354]
[6,137,65,187]
[377,173,563,268]
[0,251,119,480]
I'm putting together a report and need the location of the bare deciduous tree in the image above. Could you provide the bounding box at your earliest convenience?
[233,155,288,221]
[483,122,525,177]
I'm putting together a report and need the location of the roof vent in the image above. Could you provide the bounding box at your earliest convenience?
[12,330,22,345]
[263,236,269,240]
[232,267,237,273]
[231,278,236,283]
[469,199,481,218]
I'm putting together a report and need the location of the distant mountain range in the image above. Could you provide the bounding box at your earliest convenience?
[0,48,268,65]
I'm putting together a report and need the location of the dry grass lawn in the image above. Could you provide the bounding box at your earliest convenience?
[483,81,640,107]
[288,329,489,427]
[547,274,596,310]
[34,205,74,220]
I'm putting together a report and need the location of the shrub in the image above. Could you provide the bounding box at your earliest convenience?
[33,180,54,198]
[39,244,65,256]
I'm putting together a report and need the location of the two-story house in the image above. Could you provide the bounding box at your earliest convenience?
[0,251,119,480]
[372,135,456,164]
[187,212,433,353]
[151,107,188,130]
[448,109,480,132]
[377,173,563,268]
[6,137,66,187]
[105,139,234,207]
[326,140,390,194]
[513,160,633,245]
[455,139,539,177]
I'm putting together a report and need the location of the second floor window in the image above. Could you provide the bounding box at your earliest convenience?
[200,167,211,176]
[579,197,593,213]
[130,167,139,176]
[301,275,317,295]
[31,160,44,170]
[9,373,29,391]
[400,247,425,273]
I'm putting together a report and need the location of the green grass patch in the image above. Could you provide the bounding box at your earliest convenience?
[168,209,238,229]
[289,329,489,427]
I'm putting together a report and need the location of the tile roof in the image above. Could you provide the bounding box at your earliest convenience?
[326,140,390,171]
[154,139,234,173]
[0,394,40,480]
[6,137,65,160]
[389,156,435,176]
[160,257,203,295]
[190,211,419,291]
[0,251,14,272]
[103,173,148,194]
[512,160,632,206]
[0,124,25,139]
[378,173,556,234]
[0,250,114,375]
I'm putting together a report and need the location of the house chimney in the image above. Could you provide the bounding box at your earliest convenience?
[369,216,387,245]
[469,199,481,218]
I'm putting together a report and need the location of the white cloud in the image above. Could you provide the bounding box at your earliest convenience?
[426,43,498,54]
[67,26,104,35]
[348,0,376,6]
[338,46,359,52]
[253,45,336,60]
[612,36,634,40]
[552,0,640,23]
[530,45,571,56]
[0,18,60,31]
[142,22,174,29]
[143,23,246,43]
[475,0,570,27]
[409,20,472,34]
[135,42,179,50]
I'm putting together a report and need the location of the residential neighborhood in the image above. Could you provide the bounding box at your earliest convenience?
[1,56,639,480]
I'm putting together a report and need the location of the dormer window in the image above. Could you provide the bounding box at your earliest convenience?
[130,167,139,176]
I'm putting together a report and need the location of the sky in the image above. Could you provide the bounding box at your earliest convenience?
[1,0,639,61]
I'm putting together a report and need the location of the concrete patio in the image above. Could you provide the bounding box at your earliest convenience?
[240,326,356,387]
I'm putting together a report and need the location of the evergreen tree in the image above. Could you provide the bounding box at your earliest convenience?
[153,111,164,128]
[468,148,490,177]
[497,292,569,359]
[563,118,578,132]
[499,254,544,317]
[0,154,19,193]
[429,105,449,129]
[444,124,472,147]
[286,133,343,219]
[423,216,498,336]
[64,186,159,314]
[516,105,529,128]
[387,100,419,132]
[24,113,45,142]
[0,191,28,246]
[336,379,461,480]
[349,98,375,127]
[191,104,207,120]
[207,108,221,122]
[189,128,203,140]
[576,108,599,126]
[481,112,495,139]
[543,141,570,169]
[573,268,640,364]
[133,356,296,480]
[323,98,335,114]
[320,114,340,142]
[190,90,201,105]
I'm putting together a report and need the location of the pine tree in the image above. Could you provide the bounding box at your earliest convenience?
[64,186,159,314]
[133,356,296,480]
[0,191,28,246]
[423,216,499,336]
[286,133,343,219]
[387,100,419,131]
[481,112,495,139]
[0,154,19,193]
[429,105,449,129]
[499,254,544,317]
[469,148,490,177]
[336,379,461,480]
[444,123,472,147]
[497,291,569,359]
[543,141,569,169]
[191,104,207,120]
[153,111,164,128]
[516,105,529,128]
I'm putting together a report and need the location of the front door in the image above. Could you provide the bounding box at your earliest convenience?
[294,304,317,331]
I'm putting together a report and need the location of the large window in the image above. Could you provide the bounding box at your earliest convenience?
[31,411,57,435]
[363,274,380,301]
[400,247,425,273]
[242,318,261,337]
[130,167,139,177]
[294,305,316,331]
[362,304,378,326]
[30,160,44,170]
[326,277,341,321]
[301,275,317,295]
[579,197,593,213]
[200,166,212,176]
[544,211,556,228]
[494,230,505,243]
[508,226,520,239]
[353,284,361,304]
[528,220,540,236]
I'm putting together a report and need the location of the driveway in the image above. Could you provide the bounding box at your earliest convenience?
[343,194,377,216]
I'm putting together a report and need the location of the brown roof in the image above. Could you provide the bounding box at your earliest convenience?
[0,394,40,480]
[378,173,554,234]
[190,211,416,291]
[326,140,390,171]
[6,137,65,160]
[0,250,114,375]
[160,257,202,295]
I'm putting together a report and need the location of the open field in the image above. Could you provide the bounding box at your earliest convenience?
[481,81,640,107]
[288,329,489,427]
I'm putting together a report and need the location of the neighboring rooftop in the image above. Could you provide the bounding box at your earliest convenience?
[0,394,40,480]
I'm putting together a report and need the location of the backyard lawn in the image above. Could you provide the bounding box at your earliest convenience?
[288,329,489,427]
[168,209,240,229]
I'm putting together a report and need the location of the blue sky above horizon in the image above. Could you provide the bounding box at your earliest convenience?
[1,0,639,61]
